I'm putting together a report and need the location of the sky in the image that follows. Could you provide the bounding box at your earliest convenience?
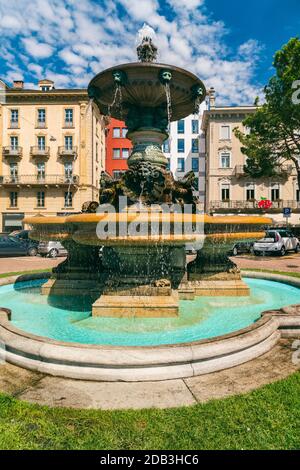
[0,0,299,106]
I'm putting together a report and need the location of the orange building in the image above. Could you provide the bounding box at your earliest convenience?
[105,118,132,178]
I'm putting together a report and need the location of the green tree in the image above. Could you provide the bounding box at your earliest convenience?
[235,37,300,192]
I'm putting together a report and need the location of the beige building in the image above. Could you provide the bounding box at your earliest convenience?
[202,89,300,224]
[0,79,105,232]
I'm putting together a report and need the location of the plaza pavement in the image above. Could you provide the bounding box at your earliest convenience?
[0,253,299,275]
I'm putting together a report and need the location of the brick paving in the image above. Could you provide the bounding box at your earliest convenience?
[0,256,63,275]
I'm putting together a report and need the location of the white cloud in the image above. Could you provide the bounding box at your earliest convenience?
[0,0,264,104]
[22,38,54,58]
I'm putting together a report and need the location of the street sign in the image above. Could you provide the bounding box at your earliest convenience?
[283,207,292,218]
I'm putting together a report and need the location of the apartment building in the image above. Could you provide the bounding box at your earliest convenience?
[163,103,206,202]
[202,89,300,224]
[0,79,106,232]
[105,118,132,178]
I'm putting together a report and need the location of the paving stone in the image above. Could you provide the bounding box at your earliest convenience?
[0,363,43,396]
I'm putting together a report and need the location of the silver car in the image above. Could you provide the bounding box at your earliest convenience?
[38,241,68,258]
[253,229,300,256]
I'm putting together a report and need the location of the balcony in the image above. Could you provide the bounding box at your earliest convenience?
[58,146,78,157]
[9,121,19,129]
[235,164,295,179]
[36,121,46,129]
[2,146,22,158]
[30,146,50,158]
[0,175,79,186]
[235,165,246,177]
[209,200,300,213]
[63,121,74,128]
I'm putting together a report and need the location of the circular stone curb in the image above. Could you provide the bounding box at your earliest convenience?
[0,272,299,382]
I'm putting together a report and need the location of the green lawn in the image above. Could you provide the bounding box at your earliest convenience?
[0,269,50,279]
[242,268,300,279]
[0,372,299,450]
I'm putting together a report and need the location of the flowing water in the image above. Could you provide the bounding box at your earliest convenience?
[164,83,172,133]
[1,278,300,346]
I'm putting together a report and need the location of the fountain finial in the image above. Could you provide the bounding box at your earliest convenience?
[136,23,158,63]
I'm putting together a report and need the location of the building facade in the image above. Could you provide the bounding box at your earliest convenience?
[105,118,132,179]
[163,103,206,203]
[0,79,106,232]
[202,91,300,224]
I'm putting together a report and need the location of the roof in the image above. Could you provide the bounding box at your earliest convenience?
[201,105,258,131]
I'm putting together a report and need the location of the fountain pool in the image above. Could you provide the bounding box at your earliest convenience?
[2,277,300,347]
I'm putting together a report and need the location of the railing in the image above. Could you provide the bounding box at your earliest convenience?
[9,121,19,129]
[235,164,295,178]
[36,121,46,128]
[0,175,79,185]
[58,146,78,156]
[209,200,300,210]
[30,146,50,157]
[63,121,74,128]
[2,146,22,157]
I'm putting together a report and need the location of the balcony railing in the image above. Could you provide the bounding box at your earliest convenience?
[235,164,295,178]
[36,121,46,128]
[63,121,74,128]
[209,200,300,211]
[30,146,50,157]
[2,146,22,158]
[0,175,79,186]
[58,146,78,157]
[9,121,19,129]
[235,165,245,177]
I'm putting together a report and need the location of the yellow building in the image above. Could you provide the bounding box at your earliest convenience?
[202,89,300,224]
[0,79,106,232]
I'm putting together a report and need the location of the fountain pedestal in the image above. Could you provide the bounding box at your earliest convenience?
[187,238,250,297]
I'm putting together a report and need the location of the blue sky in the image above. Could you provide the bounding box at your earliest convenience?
[0,0,299,105]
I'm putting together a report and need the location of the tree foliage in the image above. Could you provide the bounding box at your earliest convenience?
[234,37,300,190]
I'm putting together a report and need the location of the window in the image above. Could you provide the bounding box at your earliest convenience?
[193,178,199,191]
[297,188,300,202]
[64,191,73,207]
[177,158,185,172]
[41,86,50,91]
[246,183,255,201]
[37,136,46,150]
[192,158,199,172]
[191,138,199,153]
[9,163,18,179]
[122,148,129,159]
[220,125,231,140]
[10,109,19,127]
[37,109,46,127]
[10,136,18,149]
[191,119,199,134]
[37,191,45,207]
[113,170,125,179]
[220,152,231,168]
[166,158,170,171]
[64,136,73,150]
[10,192,18,207]
[65,109,73,126]
[221,184,230,201]
[37,162,45,180]
[113,127,121,138]
[177,120,185,134]
[113,148,121,159]
[96,142,99,162]
[64,162,73,180]
[271,184,280,201]
[122,128,127,138]
[163,140,170,153]
[177,139,185,153]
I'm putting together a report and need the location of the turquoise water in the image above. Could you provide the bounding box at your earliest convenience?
[0,278,299,346]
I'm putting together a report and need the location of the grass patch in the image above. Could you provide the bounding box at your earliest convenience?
[0,269,50,279]
[242,268,300,279]
[0,372,300,450]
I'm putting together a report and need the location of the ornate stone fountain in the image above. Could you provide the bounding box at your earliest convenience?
[24,26,271,317]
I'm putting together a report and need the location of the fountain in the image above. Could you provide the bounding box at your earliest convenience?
[23,26,271,317]
[3,26,299,383]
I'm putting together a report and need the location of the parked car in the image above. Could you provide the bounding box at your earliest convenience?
[0,235,38,257]
[229,241,254,256]
[253,229,300,256]
[9,229,39,247]
[38,241,68,258]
